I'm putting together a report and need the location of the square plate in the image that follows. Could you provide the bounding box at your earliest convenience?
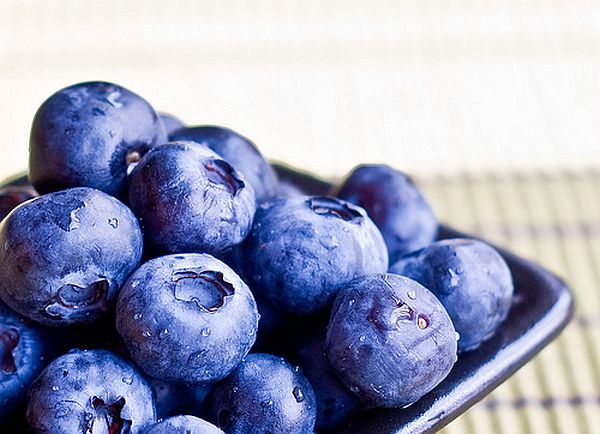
[274,164,574,434]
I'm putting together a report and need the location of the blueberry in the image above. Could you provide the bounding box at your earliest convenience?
[128,141,256,257]
[251,301,329,359]
[147,377,190,419]
[390,238,514,351]
[242,196,388,314]
[326,273,457,408]
[158,112,186,137]
[182,383,215,418]
[116,253,259,384]
[0,185,37,221]
[296,332,362,432]
[29,81,167,197]
[206,353,316,434]
[334,164,438,263]
[277,179,306,198]
[171,126,279,203]
[144,415,224,434]
[0,187,143,325]
[27,349,156,434]
[0,302,48,422]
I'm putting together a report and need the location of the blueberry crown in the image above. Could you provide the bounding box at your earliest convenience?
[172,269,235,312]
[307,197,363,222]
[204,159,244,195]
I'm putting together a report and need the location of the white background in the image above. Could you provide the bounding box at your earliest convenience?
[1,0,600,179]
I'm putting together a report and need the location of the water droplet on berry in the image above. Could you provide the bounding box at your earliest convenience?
[201,328,211,337]
[108,218,119,229]
[448,268,460,287]
[292,386,305,403]
[133,313,142,320]
[142,331,151,337]
[455,332,461,341]
[159,329,169,337]
[407,290,416,300]
[122,377,133,385]
[51,385,59,392]
[106,90,123,107]
[68,209,81,231]
[359,335,366,342]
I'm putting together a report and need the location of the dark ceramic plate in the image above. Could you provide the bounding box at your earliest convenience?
[274,164,574,434]
[1,169,574,434]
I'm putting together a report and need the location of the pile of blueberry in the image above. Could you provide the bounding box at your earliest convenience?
[0,82,515,434]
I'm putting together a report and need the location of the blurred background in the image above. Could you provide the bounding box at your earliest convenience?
[1,1,599,433]
[2,1,600,177]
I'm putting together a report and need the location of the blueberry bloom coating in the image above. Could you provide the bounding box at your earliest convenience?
[296,333,362,432]
[144,415,224,434]
[391,238,514,351]
[27,349,156,434]
[206,353,316,434]
[326,273,457,408]
[0,302,48,422]
[0,187,143,326]
[171,126,279,203]
[29,81,167,197]
[158,112,186,136]
[242,196,388,314]
[116,254,259,384]
[128,141,256,257]
[0,185,37,221]
[334,164,437,263]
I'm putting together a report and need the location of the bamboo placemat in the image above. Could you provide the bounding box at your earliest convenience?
[418,170,600,434]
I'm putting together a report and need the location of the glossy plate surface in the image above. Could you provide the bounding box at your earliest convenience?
[275,164,574,434]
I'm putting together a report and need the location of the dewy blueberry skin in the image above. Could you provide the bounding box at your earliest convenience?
[0,302,48,422]
[326,273,457,408]
[128,141,256,257]
[116,254,259,384]
[334,164,438,263]
[242,196,388,314]
[206,353,317,434]
[170,126,279,203]
[144,415,224,434]
[27,349,156,434]
[29,81,167,197]
[0,187,143,326]
[391,238,514,352]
